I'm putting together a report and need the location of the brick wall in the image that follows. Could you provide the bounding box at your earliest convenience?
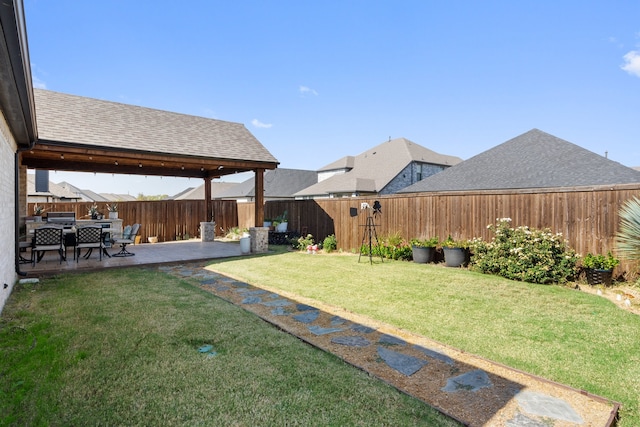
[0,112,18,313]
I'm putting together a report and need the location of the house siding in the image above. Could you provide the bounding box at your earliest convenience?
[0,112,18,313]
[380,162,448,194]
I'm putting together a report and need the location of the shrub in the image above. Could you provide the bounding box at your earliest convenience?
[361,232,412,261]
[225,227,247,240]
[616,196,640,261]
[440,235,471,249]
[582,252,620,270]
[322,234,337,253]
[470,218,579,284]
[409,236,439,247]
[296,234,315,251]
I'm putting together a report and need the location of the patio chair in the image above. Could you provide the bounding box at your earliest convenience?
[76,225,104,262]
[32,226,65,266]
[112,223,140,257]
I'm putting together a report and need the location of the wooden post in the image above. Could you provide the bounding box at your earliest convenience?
[204,177,212,223]
[254,169,264,227]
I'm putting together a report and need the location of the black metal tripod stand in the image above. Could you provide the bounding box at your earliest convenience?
[358,214,383,264]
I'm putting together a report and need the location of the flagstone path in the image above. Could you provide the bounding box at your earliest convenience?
[159,263,619,427]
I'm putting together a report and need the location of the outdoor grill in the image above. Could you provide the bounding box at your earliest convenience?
[46,212,76,228]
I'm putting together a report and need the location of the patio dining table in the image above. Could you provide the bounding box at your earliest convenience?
[28,226,119,260]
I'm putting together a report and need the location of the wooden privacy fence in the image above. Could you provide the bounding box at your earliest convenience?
[29,183,640,276]
[27,200,238,243]
[242,184,640,277]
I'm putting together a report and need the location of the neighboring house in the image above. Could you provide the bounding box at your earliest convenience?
[400,129,640,193]
[99,193,138,202]
[27,174,82,203]
[317,156,355,182]
[294,137,462,198]
[58,181,137,202]
[170,187,196,200]
[172,182,237,200]
[216,168,318,202]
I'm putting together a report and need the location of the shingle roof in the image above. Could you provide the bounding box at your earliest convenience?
[318,156,355,172]
[78,189,109,202]
[400,129,640,193]
[215,168,318,199]
[99,193,138,202]
[296,137,462,196]
[33,89,279,164]
[27,175,80,200]
[172,182,238,200]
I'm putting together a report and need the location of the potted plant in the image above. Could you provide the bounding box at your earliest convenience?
[582,252,619,286]
[106,203,118,219]
[274,210,288,232]
[88,203,99,219]
[410,236,438,263]
[441,235,470,267]
[33,204,45,222]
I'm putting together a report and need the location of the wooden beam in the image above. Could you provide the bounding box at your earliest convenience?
[204,177,212,223]
[254,169,264,227]
[20,142,278,179]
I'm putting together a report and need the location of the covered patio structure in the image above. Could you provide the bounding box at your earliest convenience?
[18,89,278,252]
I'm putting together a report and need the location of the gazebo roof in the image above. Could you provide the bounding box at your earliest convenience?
[21,89,279,178]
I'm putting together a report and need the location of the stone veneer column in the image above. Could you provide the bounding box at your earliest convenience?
[249,227,269,253]
[200,222,215,242]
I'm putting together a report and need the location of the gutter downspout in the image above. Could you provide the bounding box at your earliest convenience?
[15,145,34,277]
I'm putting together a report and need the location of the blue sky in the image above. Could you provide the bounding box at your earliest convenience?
[24,1,640,196]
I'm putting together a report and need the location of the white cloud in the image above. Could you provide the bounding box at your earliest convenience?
[251,119,272,128]
[30,65,47,89]
[621,50,640,77]
[299,85,318,96]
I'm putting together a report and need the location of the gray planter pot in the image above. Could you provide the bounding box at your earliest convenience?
[443,247,468,267]
[412,246,435,264]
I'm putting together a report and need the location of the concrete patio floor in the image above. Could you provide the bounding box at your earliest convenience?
[19,239,245,276]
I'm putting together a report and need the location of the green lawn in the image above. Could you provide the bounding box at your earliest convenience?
[0,268,458,426]
[207,249,640,426]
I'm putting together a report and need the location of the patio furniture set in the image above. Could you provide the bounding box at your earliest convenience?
[21,212,140,265]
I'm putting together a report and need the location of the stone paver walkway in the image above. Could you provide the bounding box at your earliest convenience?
[160,263,619,427]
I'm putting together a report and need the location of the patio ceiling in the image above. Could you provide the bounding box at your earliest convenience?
[20,89,279,179]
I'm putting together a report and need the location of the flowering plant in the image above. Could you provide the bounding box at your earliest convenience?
[33,204,45,215]
[88,204,99,216]
[469,218,579,284]
[106,203,118,212]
